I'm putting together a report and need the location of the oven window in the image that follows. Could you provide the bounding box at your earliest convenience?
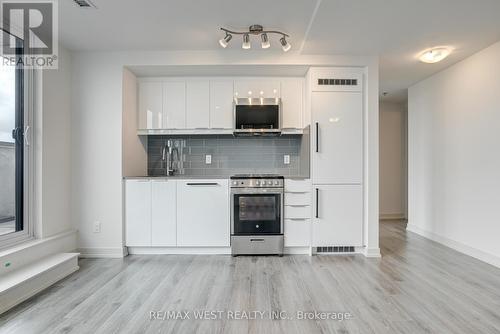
[233,194,281,234]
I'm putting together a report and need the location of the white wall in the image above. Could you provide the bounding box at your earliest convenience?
[40,45,74,238]
[70,51,379,257]
[379,102,407,219]
[408,41,500,268]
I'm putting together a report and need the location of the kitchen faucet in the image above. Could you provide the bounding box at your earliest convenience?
[161,139,180,176]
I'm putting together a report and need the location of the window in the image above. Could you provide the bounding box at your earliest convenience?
[0,30,33,248]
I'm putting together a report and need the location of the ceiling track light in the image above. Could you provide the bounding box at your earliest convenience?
[219,24,291,52]
[219,32,232,48]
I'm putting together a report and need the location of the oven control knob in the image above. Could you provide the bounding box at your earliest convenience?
[256,181,260,186]
[274,181,279,185]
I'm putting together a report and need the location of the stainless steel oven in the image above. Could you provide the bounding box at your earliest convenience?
[230,175,284,255]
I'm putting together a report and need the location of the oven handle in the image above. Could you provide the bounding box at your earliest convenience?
[250,239,265,242]
[315,188,319,219]
[186,182,219,186]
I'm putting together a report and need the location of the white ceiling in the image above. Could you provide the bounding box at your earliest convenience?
[60,0,500,102]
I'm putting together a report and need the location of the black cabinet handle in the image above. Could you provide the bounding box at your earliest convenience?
[315,122,319,153]
[186,182,219,186]
[315,188,319,218]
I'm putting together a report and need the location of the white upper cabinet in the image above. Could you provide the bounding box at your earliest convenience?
[186,80,210,128]
[281,79,304,129]
[311,91,363,184]
[233,80,280,98]
[138,82,163,130]
[210,80,234,129]
[163,81,186,129]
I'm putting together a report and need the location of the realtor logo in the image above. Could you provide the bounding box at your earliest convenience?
[1,0,58,68]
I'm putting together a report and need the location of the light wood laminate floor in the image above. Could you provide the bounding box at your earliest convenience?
[1,221,500,334]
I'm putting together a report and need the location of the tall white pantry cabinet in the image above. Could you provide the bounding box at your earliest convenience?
[309,68,364,248]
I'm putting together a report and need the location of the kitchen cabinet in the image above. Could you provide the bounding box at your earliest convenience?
[151,179,177,246]
[285,219,310,247]
[311,91,363,184]
[312,184,363,247]
[125,179,152,246]
[186,80,210,128]
[176,180,230,247]
[284,179,311,247]
[233,80,280,98]
[138,82,163,130]
[281,79,303,129]
[210,80,234,129]
[163,81,186,129]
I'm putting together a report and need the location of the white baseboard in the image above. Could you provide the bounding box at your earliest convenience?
[284,247,310,255]
[407,224,500,269]
[363,247,381,258]
[77,247,128,258]
[380,213,406,220]
[127,247,232,255]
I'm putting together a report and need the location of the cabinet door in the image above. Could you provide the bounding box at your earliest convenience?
[210,80,234,129]
[151,179,177,246]
[138,82,163,129]
[163,82,186,129]
[312,185,363,247]
[186,80,210,128]
[312,91,363,184]
[177,180,230,247]
[285,219,310,247]
[281,79,303,129]
[125,180,151,246]
[234,80,280,98]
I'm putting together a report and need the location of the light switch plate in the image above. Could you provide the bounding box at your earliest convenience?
[93,221,101,233]
[205,154,212,164]
[284,155,290,165]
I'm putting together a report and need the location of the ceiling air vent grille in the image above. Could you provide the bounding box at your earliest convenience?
[318,78,358,86]
[72,0,97,8]
[317,246,355,253]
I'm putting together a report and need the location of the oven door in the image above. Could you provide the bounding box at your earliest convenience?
[231,188,283,235]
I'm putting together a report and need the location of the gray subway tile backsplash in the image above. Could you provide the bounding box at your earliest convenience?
[148,135,304,177]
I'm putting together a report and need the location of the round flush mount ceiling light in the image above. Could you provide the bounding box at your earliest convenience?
[219,25,291,52]
[419,47,452,63]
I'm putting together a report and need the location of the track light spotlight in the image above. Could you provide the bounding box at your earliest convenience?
[242,34,251,49]
[261,33,270,49]
[219,33,232,48]
[280,36,291,52]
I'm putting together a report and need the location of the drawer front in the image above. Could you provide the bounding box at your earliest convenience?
[285,192,311,206]
[284,205,312,219]
[285,219,310,247]
[285,179,311,193]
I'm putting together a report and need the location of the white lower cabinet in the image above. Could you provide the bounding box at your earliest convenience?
[284,219,310,247]
[176,180,230,247]
[125,180,152,246]
[284,179,312,247]
[151,179,177,246]
[312,184,363,247]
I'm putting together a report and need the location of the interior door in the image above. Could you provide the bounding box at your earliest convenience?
[312,91,363,184]
[312,184,363,247]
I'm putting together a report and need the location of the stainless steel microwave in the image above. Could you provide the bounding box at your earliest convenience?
[233,98,282,136]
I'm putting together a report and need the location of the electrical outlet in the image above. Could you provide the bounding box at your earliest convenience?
[205,154,212,164]
[284,155,290,165]
[93,221,101,233]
